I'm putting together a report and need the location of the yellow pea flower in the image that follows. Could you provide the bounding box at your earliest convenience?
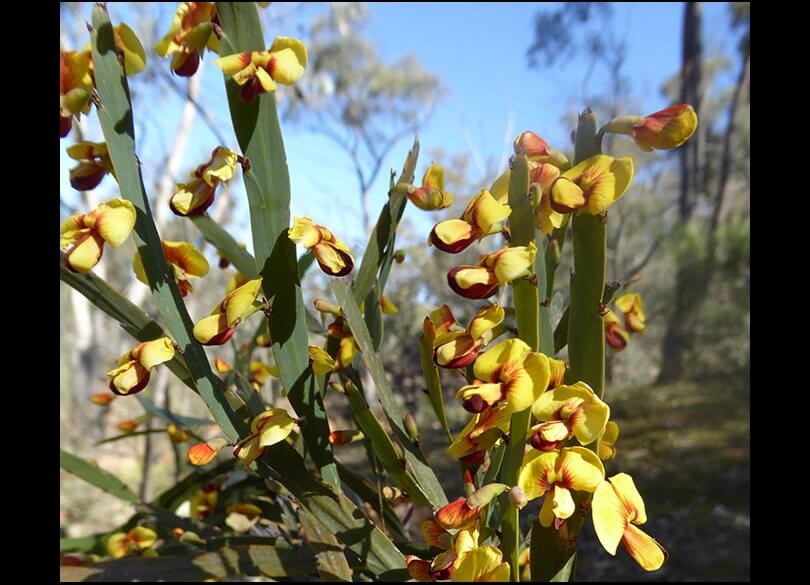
[456,338,550,414]
[190,483,219,519]
[615,292,646,334]
[328,429,365,446]
[422,304,460,343]
[133,240,209,297]
[170,147,239,216]
[327,319,359,370]
[380,295,399,315]
[106,527,157,559]
[249,360,274,390]
[401,163,454,211]
[592,473,668,571]
[517,447,605,528]
[308,346,336,376]
[215,37,307,102]
[604,309,630,351]
[529,162,565,235]
[598,421,620,461]
[447,403,511,463]
[193,277,263,345]
[447,264,500,300]
[429,189,510,253]
[531,381,610,446]
[232,408,297,467]
[61,198,136,273]
[289,217,354,277]
[60,50,93,137]
[482,242,538,286]
[155,2,220,77]
[67,142,113,191]
[550,154,634,216]
[106,337,175,396]
[433,304,505,369]
[603,104,698,151]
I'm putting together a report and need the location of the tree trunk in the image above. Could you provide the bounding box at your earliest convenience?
[657,2,704,384]
[658,5,749,384]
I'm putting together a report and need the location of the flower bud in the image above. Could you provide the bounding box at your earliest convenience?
[328,429,365,446]
[508,486,528,510]
[467,483,509,508]
[188,437,229,466]
[116,420,139,433]
[404,413,420,444]
[90,392,115,406]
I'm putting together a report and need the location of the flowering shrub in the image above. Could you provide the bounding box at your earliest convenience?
[60,3,696,581]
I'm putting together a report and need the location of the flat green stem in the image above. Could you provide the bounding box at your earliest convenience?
[498,154,535,582]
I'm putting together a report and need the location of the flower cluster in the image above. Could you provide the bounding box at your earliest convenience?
[422,106,697,575]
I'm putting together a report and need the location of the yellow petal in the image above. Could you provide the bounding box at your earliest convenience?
[505,351,550,413]
[135,337,175,370]
[90,199,136,247]
[453,528,479,556]
[469,304,505,340]
[517,450,557,501]
[106,533,128,559]
[170,178,216,216]
[257,408,296,447]
[193,313,234,346]
[431,219,477,253]
[532,382,609,446]
[163,241,210,279]
[610,473,648,525]
[114,23,147,76]
[255,65,278,93]
[550,178,586,213]
[223,277,263,325]
[270,36,308,68]
[215,52,252,75]
[422,163,444,190]
[434,332,477,368]
[199,147,239,186]
[465,190,511,233]
[598,421,620,461]
[452,546,508,582]
[289,216,321,248]
[313,241,354,276]
[65,232,104,273]
[448,266,499,299]
[268,47,305,85]
[551,485,576,521]
[633,104,698,151]
[128,526,157,549]
[233,435,265,466]
[456,383,505,412]
[592,480,627,555]
[488,242,537,286]
[308,345,336,376]
[623,524,668,571]
[560,446,605,492]
[473,338,531,382]
[107,361,150,396]
[488,169,511,204]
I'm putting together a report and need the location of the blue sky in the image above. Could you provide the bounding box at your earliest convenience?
[61,2,739,254]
